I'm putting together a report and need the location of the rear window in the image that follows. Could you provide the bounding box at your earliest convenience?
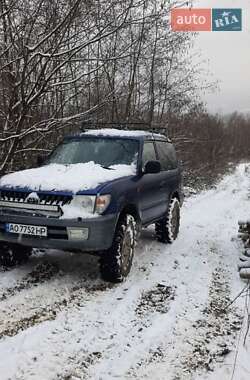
[155,141,178,171]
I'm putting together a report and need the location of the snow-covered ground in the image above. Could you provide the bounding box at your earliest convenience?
[0,164,249,380]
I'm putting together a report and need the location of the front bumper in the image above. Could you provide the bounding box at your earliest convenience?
[0,213,117,252]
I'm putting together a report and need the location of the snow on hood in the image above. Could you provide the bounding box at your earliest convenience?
[0,162,136,193]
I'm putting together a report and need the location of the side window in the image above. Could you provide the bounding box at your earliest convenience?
[167,144,178,169]
[142,142,156,168]
[156,142,178,171]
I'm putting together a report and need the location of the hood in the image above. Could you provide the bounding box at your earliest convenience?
[0,162,136,194]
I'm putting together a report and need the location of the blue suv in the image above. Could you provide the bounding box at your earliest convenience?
[0,129,183,282]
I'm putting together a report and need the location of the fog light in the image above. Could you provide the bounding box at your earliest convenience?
[67,227,89,240]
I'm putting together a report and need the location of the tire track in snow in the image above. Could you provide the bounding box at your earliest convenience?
[173,266,243,379]
[127,224,247,379]
[0,237,157,342]
[0,261,60,301]
[0,279,113,339]
[55,279,178,380]
[0,252,115,340]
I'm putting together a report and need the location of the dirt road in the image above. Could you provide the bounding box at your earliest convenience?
[0,164,249,380]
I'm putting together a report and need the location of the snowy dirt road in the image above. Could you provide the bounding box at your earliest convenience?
[0,164,249,380]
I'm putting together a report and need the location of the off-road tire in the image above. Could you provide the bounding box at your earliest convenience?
[100,214,136,283]
[0,242,32,267]
[155,198,180,244]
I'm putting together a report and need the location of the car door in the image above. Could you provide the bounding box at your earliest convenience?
[155,141,179,209]
[138,140,165,224]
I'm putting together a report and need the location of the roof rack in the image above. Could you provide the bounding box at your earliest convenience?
[80,120,168,136]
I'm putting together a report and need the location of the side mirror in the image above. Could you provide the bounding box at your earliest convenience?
[37,154,46,167]
[144,160,161,174]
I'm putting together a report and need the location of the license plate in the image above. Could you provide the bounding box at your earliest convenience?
[5,223,47,237]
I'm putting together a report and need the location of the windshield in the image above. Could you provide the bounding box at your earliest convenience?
[47,137,139,168]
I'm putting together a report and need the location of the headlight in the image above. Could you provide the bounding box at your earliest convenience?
[95,194,111,215]
[71,195,96,214]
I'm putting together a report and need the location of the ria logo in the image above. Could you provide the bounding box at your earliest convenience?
[25,192,40,204]
[212,9,242,31]
[171,8,242,32]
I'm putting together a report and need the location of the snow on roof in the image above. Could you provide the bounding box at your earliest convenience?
[81,128,166,139]
[0,162,136,193]
[82,128,150,138]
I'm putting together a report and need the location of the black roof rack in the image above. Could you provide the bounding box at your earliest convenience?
[80,120,168,136]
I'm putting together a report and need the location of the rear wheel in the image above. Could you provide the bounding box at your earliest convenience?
[155,197,180,243]
[100,214,136,283]
[0,242,32,267]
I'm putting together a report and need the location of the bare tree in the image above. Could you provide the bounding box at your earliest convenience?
[0,0,203,173]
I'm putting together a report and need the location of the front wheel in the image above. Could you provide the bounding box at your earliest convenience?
[155,198,180,244]
[100,214,136,283]
[0,242,32,267]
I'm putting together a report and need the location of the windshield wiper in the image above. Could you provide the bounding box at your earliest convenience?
[101,165,115,170]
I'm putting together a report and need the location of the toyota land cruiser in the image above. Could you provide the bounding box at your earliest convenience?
[0,128,183,282]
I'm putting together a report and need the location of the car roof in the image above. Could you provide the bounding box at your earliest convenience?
[65,128,169,142]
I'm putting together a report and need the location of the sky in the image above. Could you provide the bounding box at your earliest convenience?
[193,0,250,114]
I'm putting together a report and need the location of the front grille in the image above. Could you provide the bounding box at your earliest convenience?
[0,190,72,207]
